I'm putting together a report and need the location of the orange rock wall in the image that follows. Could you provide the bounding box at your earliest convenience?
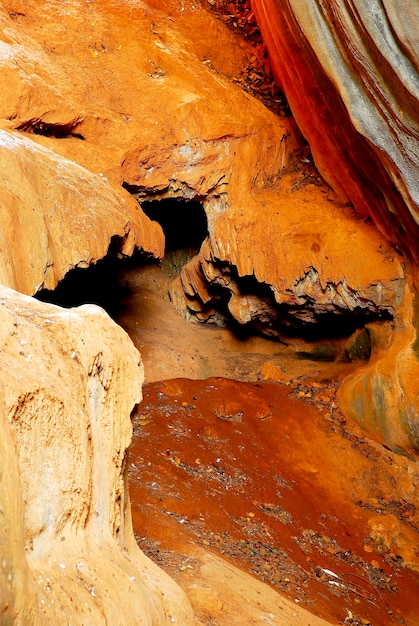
[251,0,419,457]
[251,0,419,264]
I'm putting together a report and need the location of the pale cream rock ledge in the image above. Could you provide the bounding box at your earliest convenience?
[0,286,194,624]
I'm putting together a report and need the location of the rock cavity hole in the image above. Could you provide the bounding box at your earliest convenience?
[141,198,208,278]
[34,238,149,317]
[141,198,208,253]
[34,194,382,369]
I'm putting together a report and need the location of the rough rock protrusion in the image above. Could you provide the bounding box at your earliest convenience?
[251,0,419,456]
[0,286,193,625]
[179,176,405,340]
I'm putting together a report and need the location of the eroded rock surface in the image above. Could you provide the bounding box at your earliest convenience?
[251,0,419,457]
[0,287,193,625]
[0,0,418,623]
[0,0,301,193]
[0,126,164,294]
[179,174,405,338]
[251,0,419,257]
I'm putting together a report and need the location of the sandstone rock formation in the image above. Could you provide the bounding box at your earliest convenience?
[0,126,164,295]
[178,177,405,338]
[0,287,193,624]
[0,0,418,623]
[251,0,419,256]
[0,0,304,621]
[251,0,419,458]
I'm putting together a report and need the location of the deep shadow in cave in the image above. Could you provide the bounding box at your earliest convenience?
[35,198,210,316]
[34,196,390,363]
[140,198,208,252]
[35,248,150,317]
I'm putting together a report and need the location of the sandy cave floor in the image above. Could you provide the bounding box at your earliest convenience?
[115,265,419,626]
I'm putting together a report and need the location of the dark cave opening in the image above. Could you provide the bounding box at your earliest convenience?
[34,197,391,364]
[35,246,151,317]
[34,198,209,316]
[140,198,208,253]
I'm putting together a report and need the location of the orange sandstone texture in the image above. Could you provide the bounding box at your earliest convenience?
[179,174,404,332]
[338,273,419,458]
[0,1,301,623]
[0,0,300,192]
[251,0,419,456]
[0,0,417,623]
[251,0,419,259]
[0,126,164,294]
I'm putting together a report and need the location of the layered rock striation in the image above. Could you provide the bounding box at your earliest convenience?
[251,0,419,260]
[0,0,418,622]
[251,0,419,457]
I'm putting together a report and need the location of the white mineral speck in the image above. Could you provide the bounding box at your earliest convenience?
[322,568,339,578]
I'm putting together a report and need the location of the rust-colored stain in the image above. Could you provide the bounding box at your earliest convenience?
[129,377,419,625]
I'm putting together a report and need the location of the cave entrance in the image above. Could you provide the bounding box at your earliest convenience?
[141,198,208,253]
[34,194,384,376]
[34,198,209,314]
[140,197,208,277]
[34,247,149,317]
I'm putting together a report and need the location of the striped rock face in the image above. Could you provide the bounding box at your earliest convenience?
[0,1,417,624]
[251,0,419,458]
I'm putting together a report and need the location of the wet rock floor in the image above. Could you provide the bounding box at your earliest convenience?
[129,376,419,626]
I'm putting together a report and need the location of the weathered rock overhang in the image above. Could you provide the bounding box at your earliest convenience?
[247,0,419,457]
[178,256,396,341]
[0,127,164,296]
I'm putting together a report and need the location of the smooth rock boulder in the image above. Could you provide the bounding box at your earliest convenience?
[0,286,193,624]
[339,277,419,459]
